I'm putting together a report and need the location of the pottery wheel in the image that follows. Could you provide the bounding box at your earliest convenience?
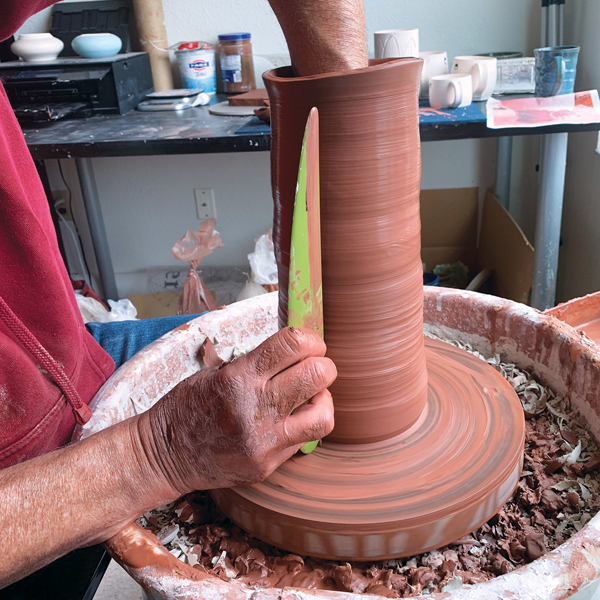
[211,337,525,561]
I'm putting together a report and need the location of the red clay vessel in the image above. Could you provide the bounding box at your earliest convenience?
[209,60,525,559]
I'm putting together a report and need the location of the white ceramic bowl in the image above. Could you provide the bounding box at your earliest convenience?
[71,33,122,58]
[11,33,64,62]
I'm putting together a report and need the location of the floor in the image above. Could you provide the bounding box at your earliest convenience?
[576,582,600,600]
[94,560,142,600]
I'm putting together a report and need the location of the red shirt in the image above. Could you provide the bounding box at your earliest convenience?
[0,1,114,467]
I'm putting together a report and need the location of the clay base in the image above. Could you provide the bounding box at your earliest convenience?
[211,337,525,561]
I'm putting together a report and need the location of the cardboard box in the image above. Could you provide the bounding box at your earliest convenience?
[128,292,182,319]
[128,289,220,319]
[421,188,534,305]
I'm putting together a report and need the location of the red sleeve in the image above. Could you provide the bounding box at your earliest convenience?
[1,0,61,42]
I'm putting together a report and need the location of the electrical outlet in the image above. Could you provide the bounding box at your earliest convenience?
[194,188,217,220]
[52,190,73,220]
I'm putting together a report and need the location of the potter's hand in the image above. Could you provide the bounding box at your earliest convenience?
[138,327,336,495]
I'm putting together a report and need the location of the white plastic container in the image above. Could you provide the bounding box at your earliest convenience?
[174,42,216,95]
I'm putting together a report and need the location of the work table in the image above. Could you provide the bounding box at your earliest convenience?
[22,97,600,159]
[23,101,270,159]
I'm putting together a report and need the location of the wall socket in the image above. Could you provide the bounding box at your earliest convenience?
[52,190,73,220]
[194,188,217,220]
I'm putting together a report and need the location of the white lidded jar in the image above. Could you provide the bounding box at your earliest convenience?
[11,33,64,62]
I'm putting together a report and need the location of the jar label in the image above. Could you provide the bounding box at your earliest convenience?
[220,54,242,83]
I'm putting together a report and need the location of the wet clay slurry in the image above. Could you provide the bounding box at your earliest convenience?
[211,337,525,561]
[264,59,427,443]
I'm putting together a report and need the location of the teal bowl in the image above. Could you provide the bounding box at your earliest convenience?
[71,33,122,58]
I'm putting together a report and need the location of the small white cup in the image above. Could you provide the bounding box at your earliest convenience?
[419,51,448,99]
[452,55,497,101]
[374,29,419,59]
[429,74,473,109]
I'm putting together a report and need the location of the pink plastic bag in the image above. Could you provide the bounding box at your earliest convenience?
[172,219,224,314]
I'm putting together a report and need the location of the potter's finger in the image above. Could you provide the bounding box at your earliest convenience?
[268,356,337,416]
[281,390,335,446]
[249,327,327,379]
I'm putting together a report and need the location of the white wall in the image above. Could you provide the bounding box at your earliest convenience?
[556,1,600,303]
[18,0,541,59]
[18,0,542,298]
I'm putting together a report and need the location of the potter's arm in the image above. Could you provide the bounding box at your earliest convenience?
[0,328,335,588]
[0,416,168,588]
[268,0,368,76]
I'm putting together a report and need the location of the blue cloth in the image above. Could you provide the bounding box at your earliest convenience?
[87,314,206,368]
[418,100,486,124]
[235,116,271,135]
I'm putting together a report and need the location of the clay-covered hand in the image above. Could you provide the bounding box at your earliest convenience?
[137,327,336,496]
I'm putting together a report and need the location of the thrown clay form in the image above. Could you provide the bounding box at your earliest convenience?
[11,33,64,62]
[265,59,427,444]
[75,290,600,600]
[205,58,523,560]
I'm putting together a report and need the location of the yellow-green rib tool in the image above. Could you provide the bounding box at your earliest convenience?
[288,107,323,455]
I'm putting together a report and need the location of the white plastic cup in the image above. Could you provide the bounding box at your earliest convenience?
[175,43,217,95]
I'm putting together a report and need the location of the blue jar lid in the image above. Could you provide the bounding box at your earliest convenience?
[218,33,251,41]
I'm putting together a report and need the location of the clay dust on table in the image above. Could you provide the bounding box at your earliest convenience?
[138,339,600,597]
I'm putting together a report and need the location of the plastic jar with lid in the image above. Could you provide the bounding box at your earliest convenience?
[174,41,217,94]
[218,33,256,94]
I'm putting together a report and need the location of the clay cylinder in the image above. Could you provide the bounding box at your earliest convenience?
[264,59,427,443]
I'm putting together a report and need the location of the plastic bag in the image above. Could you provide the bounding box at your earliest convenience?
[107,299,138,320]
[249,230,278,286]
[76,295,138,323]
[237,278,268,302]
[172,218,224,314]
[237,230,279,301]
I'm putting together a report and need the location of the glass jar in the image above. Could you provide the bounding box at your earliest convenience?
[218,33,256,94]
